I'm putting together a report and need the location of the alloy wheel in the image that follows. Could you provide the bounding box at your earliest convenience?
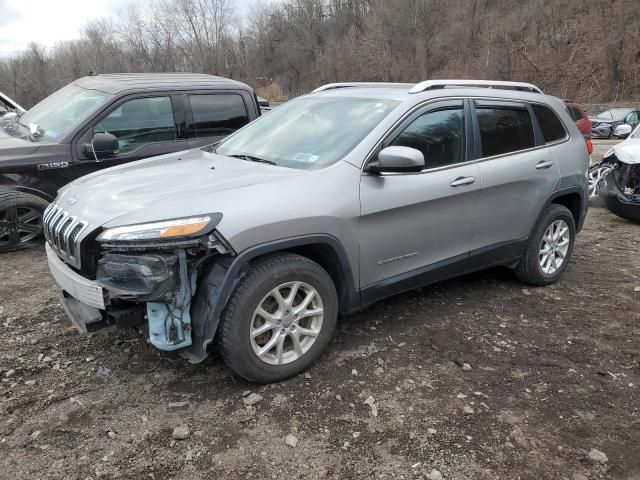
[538,219,570,275]
[250,281,324,365]
[0,206,44,248]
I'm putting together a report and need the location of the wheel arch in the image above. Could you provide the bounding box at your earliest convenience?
[184,235,359,364]
[548,189,584,231]
[0,175,56,202]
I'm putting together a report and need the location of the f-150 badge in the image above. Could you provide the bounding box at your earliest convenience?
[37,162,69,170]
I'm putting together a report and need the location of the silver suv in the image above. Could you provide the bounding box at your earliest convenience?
[44,80,589,383]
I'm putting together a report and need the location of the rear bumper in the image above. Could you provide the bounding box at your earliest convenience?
[46,243,106,309]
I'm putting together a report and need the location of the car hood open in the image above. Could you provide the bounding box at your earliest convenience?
[57,147,303,229]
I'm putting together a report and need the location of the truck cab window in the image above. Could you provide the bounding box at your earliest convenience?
[94,96,176,154]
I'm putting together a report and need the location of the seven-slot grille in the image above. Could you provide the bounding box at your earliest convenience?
[43,203,88,268]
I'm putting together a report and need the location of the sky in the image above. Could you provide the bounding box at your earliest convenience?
[0,0,260,57]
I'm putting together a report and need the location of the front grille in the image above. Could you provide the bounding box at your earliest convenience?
[43,203,88,269]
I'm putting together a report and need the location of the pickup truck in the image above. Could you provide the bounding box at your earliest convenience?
[0,73,261,252]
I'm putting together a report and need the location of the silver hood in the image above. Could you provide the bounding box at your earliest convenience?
[56,147,303,233]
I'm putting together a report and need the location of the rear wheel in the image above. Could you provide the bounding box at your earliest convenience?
[514,204,576,286]
[218,253,338,383]
[0,190,48,253]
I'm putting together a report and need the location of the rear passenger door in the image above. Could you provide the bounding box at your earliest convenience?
[471,101,563,253]
[186,93,251,148]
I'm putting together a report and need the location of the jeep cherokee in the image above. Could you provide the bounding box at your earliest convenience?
[44,80,589,383]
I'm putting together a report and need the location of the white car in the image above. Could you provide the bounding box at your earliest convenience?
[595,123,640,222]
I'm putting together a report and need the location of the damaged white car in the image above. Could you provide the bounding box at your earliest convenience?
[592,123,640,222]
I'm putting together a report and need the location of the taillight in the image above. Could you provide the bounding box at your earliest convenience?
[586,139,593,155]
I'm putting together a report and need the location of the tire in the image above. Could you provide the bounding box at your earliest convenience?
[0,190,49,253]
[514,204,576,286]
[218,253,338,383]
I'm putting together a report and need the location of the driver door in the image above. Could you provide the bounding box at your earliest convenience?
[359,100,481,293]
[72,95,189,176]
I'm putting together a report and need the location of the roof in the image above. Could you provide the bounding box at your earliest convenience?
[73,73,252,95]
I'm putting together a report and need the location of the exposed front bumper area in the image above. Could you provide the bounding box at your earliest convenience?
[46,243,105,309]
[46,242,199,354]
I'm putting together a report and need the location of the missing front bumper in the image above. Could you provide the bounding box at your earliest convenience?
[59,292,106,333]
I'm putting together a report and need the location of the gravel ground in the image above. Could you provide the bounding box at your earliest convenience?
[0,147,639,479]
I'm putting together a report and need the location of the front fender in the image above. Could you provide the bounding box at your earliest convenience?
[183,234,358,363]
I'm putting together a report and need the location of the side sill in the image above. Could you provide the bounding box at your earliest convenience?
[360,240,526,308]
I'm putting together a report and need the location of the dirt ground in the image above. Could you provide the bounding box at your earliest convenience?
[1,156,639,480]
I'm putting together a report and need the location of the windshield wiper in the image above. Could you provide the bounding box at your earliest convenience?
[228,154,276,165]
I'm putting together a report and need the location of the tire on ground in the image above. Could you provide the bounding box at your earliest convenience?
[514,204,576,286]
[217,253,338,383]
[0,190,49,253]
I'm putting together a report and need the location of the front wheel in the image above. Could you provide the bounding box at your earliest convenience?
[0,190,49,253]
[217,253,338,383]
[514,204,576,286]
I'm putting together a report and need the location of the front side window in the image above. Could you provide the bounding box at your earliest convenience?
[189,94,249,138]
[215,96,399,170]
[390,106,465,169]
[94,96,176,154]
[532,104,567,143]
[476,105,535,157]
[18,84,112,142]
[626,111,639,127]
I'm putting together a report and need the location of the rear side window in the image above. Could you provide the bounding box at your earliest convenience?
[532,104,567,143]
[189,94,249,138]
[476,105,535,157]
[568,106,584,121]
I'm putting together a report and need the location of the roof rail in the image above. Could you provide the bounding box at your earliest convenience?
[313,82,413,93]
[409,80,543,94]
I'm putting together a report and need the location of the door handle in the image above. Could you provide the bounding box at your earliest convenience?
[450,176,476,187]
[536,160,554,170]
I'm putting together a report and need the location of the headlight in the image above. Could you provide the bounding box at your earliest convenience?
[98,216,213,242]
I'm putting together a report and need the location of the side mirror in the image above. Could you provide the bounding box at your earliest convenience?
[366,146,425,174]
[613,124,632,139]
[85,132,119,159]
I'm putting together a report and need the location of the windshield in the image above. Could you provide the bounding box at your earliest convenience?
[596,109,632,121]
[17,84,112,142]
[631,124,640,139]
[215,96,399,169]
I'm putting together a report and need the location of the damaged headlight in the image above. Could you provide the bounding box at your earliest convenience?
[97,253,179,301]
[97,216,214,242]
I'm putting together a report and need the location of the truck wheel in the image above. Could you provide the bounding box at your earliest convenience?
[0,190,49,253]
[218,253,338,383]
[514,204,576,286]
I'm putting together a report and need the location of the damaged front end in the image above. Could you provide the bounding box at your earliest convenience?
[52,212,236,362]
[597,150,640,222]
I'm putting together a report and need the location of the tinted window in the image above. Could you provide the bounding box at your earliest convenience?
[189,94,249,137]
[94,96,176,154]
[477,106,534,157]
[390,107,465,168]
[568,106,584,121]
[532,104,567,143]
